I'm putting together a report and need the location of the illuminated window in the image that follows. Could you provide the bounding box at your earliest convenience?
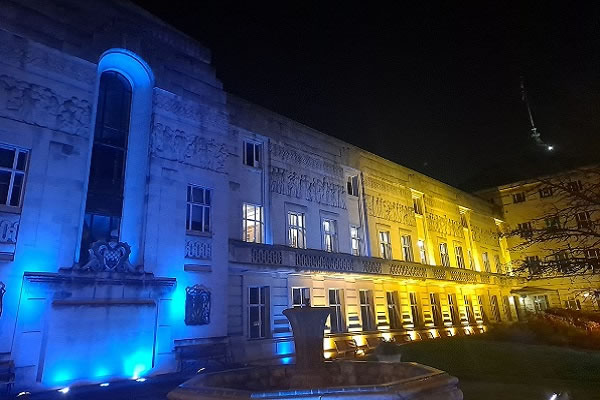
[467,249,475,269]
[379,231,392,259]
[430,293,442,327]
[417,239,428,264]
[322,218,337,252]
[481,252,491,272]
[477,295,487,323]
[0,144,28,208]
[502,296,513,321]
[409,292,421,327]
[386,291,401,329]
[248,286,269,339]
[455,245,465,269]
[292,287,310,307]
[439,242,450,267]
[517,222,533,238]
[464,296,475,323]
[359,289,375,331]
[564,297,581,310]
[493,254,503,274]
[585,249,600,272]
[490,295,501,322]
[243,141,261,168]
[412,197,423,215]
[350,226,360,256]
[346,175,359,197]
[81,71,131,263]
[186,185,211,233]
[287,211,306,248]
[448,294,459,325]
[512,192,526,203]
[328,289,345,333]
[576,212,592,229]
[525,255,541,274]
[242,203,264,243]
[401,234,414,262]
[539,187,553,198]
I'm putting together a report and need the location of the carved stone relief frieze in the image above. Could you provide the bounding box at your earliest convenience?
[471,224,500,247]
[185,285,211,325]
[153,89,227,130]
[270,166,347,209]
[425,213,464,239]
[364,195,416,226]
[0,75,91,136]
[363,175,410,199]
[151,122,228,172]
[269,142,343,178]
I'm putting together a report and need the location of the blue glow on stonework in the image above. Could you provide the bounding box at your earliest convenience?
[280,357,293,365]
[123,349,152,379]
[277,341,294,355]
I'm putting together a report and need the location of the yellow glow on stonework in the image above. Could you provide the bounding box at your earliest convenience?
[323,337,335,350]
[353,335,367,347]
[408,331,419,340]
[382,332,393,342]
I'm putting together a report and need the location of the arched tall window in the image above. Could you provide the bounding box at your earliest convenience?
[80,71,132,263]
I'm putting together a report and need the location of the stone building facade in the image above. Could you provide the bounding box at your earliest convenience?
[0,0,527,392]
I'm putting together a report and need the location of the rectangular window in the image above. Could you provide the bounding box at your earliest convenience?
[464,295,475,323]
[539,187,553,198]
[430,293,442,327]
[576,212,592,229]
[526,255,541,274]
[567,180,583,192]
[409,292,421,327]
[545,216,560,230]
[292,287,310,307]
[413,197,423,215]
[490,295,501,322]
[477,295,487,323]
[439,242,450,267]
[346,175,359,197]
[468,249,475,269]
[482,252,491,272]
[512,192,526,203]
[322,218,338,252]
[186,185,211,233]
[517,222,533,238]
[448,294,459,325]
[455,245,465,269]
[502,296,513,321]
[386,291,401,329]
[417,239,428,264]
[243,203,264,243]
[585,249,600,272]
[328,289,345,333]
[243,141,261,168]
[287,211,306,248]
[248,286,269,339]
[460,212,468,228]
[564,297,581,310]
[350,226,360,256]
[401,234,414,262]
[379,230,392,259]
[0,145,29,208]
[494,254,502,274]
[359,289,375,331]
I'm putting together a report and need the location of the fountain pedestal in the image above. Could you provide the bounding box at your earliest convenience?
[282,307,330,387]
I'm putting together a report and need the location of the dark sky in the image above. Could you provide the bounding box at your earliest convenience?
[135,1,600,190]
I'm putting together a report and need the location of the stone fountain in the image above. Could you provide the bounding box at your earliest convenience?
[168,307,463,399]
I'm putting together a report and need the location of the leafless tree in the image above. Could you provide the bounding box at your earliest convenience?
[507,166,600,279]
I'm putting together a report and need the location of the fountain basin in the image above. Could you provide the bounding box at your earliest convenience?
[167,360,462,400]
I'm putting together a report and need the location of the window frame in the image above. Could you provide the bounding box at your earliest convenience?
[455,245,465,269]
[430,293,443,327]
[186,184,212,234]
[287,210,307,248]
[386,291,402,330]
[359,289,376,331]
[242,140,262,168]
[512,192,526,203]
[379,230,392,260]
[439,242,450,267]
[481,251,491,273]
[350,225,361,256]
[401,234,414,262]
[248,286,269,339]
[0,144,29,210]
[417,239,428,264]
[328,288,345,333]
[321,218,338,252]
[242,203,264,243]
[346,175,359,197]
[409,292,421,327]
[291,287,311,308]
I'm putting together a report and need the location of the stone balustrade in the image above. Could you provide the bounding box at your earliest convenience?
[229,240,520,286]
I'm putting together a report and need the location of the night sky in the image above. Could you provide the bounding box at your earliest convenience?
[135,1,600,190]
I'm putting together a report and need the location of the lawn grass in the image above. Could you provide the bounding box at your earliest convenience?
[399,337,600,399]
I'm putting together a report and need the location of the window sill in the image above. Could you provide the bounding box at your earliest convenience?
[186,230,213,238]
[0,204,22,214]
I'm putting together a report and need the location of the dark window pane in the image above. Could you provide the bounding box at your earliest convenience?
[187,185,192,202]
[0,148,14,169]
[245,142,254,166]
[204,207,210,232]
[186,204,191,229]
[0,171,10,204]
[260,306,266,335]
[205,190,211,205]
[260,287,267,304]
[192,187,204,203]
[190,205,203,231]
[16,151,27,171]
[293,289,300,305]
[249,288,259,304]
[9,173,23,206]
[88,145,126,196]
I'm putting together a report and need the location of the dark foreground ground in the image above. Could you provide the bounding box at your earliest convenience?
[9,337,600,400]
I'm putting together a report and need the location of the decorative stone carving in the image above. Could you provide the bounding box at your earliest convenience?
[151,122,228,172]
[270,166,347,209]
[251,248,283,265]
[389,263,428,278]
[365,195,416,226]
[185,285,211,325]
[153,89,227,130]
[425,213,464,238]
[0,219,18,244]
[0,281,5,317]
[471,224,500,247]
[295,253,354,272]
[0,75,91,136]
[363,175,410,198]
[79,239,140,273]
[185,239,212,260]
[269,142,343,178]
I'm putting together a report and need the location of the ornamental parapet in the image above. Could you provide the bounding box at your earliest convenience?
[229,240,521,286]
